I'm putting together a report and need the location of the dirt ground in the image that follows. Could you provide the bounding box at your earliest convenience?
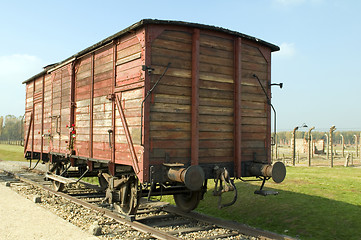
[0,161,99,240]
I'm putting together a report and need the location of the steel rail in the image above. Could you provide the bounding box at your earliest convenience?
[4,170,181,240]
[3,168,297,240]
[164,206,297,240]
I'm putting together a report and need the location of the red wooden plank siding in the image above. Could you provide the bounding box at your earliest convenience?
[92,45,113,160]
[149,29,192,165]
[43,74,52,153]
[114,29,145,181]
[60,67,71,154]
[143,25,153,182]
[49,66,71,154]
[240,42,268,163]
[191,28,200,166]
[33,77,43,153]
[23,21,277,183]
[69,62,76,151]
[51,71,60,153]
[40,74,45,158]
[260,46,272,164]
[31,80,35,157]
[24,82,33,155]
[111,41,117,164]
[234,37,242,177]
[198,32,234,164]
[75,56,92,158]
[90,53,94,158]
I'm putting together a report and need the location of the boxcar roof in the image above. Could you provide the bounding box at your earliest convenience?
[23,19,280,84]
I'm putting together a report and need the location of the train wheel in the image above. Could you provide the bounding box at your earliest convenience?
[174,191,202,212]
[50,163,65,192]
[114,177,139,215]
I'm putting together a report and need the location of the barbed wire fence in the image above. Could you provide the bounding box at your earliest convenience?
[273,127,361,167]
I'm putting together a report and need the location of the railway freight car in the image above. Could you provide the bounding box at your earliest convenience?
[23,19,286,215]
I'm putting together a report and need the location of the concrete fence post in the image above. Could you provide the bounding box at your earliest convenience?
[330,126,336,167]
[325,133,329,160]
[340,134,345,158]
[292,127,298,166]
[308,127,315,167]
[354,134,358,158]
[311,135,314,158]
[344,153,350,167]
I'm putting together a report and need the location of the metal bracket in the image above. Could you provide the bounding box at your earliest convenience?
[107,94,115,101]
[213,167,237,209]
[254,176,278,196]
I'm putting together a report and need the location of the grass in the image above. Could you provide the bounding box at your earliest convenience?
[1,144,360,239]
[163,166,361,240]
[0,144,26,162]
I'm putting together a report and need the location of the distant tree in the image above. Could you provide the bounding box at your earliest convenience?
[0,115,23,141]
[0,116,3,137]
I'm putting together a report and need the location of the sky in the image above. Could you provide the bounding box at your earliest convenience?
[0,0,360,132]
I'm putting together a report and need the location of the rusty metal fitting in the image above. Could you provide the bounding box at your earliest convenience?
[167,165,205,191]
[250,162,286,183]
[261,164,273,177]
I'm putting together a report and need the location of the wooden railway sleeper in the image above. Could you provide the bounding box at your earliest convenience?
[213,167,237,209]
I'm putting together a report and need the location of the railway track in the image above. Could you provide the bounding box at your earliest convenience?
[0,166,295,240]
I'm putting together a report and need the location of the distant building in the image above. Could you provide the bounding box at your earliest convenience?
[294,138,324,154]
[314,139,325,154]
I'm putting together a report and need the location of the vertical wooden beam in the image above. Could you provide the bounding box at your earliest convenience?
[59,70,63,152]
[143,26,152,182]
[191,28,200,166]
[234,37,242,177]
[266,51,272,164]
[40,75,45,160]
[69,62,76,133]
[31,80,35,159]
[50,73,55,162]
[69,62,76,165]
[55,68,63,152]
[90,53,95,158]
[111,41,117,164]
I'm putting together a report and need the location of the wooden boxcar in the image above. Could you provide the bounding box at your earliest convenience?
[23,19,285,214]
